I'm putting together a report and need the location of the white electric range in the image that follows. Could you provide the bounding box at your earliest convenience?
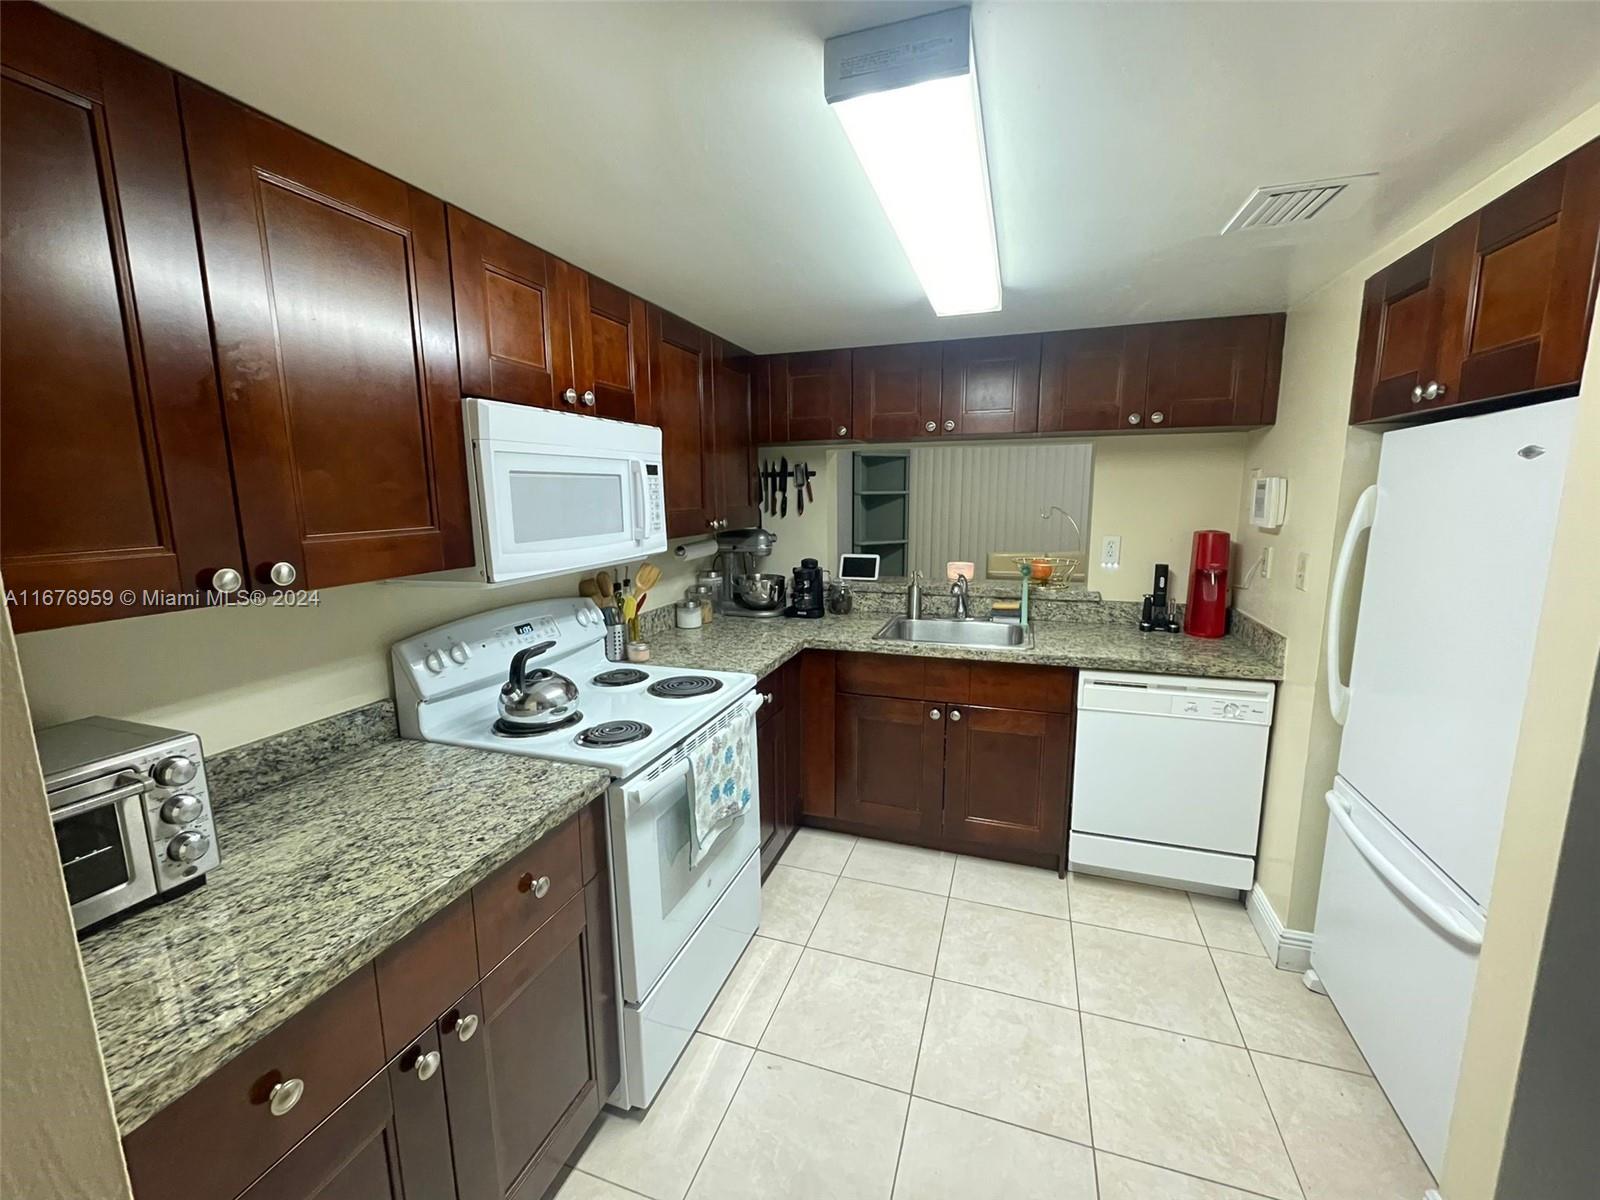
[392,597,761,1109]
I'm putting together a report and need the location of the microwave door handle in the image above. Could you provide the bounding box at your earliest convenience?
[631,461,647,544]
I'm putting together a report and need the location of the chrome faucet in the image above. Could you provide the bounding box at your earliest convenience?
[950,573,971,620]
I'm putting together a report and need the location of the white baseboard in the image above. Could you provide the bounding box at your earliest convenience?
[1247,884,1315,972]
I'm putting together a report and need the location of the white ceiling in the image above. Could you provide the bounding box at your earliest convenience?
[55,1,1600,353]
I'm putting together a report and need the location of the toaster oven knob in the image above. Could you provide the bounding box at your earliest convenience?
[160,794,204,825]
[152,755,197,787]
[166,830,211,864]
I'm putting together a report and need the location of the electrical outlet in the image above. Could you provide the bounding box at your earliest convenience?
[1295,551,1310,591]
[1100,535,1121,570]
[1260,546,1275,580]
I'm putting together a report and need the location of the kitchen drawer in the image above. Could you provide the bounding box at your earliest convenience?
[836,653,970,701]
[122,967,385,1200]
[373,894,478,1058]
[966,663,1075,714]
[474,815,584,975]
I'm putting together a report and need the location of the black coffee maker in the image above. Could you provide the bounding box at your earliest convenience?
[785,558,826,619]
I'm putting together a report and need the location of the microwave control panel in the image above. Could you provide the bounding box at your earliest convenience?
[643,462,665,537]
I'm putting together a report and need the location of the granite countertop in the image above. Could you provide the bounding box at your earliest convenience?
[79,734,609,1134]
[645,612,1282,681]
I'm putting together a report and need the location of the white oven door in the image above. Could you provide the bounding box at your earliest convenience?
[609,714,762,1004]
[475,440,663,582]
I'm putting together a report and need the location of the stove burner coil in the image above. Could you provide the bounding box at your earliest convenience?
[578,720,653,748]
[647,676,723,699]
[493,711,584,738]
[592,668,649,687]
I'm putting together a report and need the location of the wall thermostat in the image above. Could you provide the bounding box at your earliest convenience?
[838,553,881,581]
[1251,476,1288,530]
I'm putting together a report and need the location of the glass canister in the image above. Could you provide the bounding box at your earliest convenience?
[687,581,717,625]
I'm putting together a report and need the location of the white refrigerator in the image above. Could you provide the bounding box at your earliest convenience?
[1314,397,1576,1177]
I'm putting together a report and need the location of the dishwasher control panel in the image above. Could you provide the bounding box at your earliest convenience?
[1077,670,1276,726]
[1175,696,1272,722]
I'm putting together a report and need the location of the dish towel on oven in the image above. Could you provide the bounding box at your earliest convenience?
[689,695,759,868]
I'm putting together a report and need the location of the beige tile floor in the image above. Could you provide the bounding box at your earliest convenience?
[562,831,1436,1200]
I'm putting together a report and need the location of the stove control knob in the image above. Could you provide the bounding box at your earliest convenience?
[424,650,446,674]
[167,830,210,864]
[152,755,197,787]
[449,643,469,665]
[161,794,204,825]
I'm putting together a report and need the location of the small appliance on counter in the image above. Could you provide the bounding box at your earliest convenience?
[36,717,221,934]
[785,558,826,619]
[1139,563,1181,633]
[711,527,787,619]
[1185,530,1231,638]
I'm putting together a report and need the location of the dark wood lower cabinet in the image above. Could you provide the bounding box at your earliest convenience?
[943,705,1072,856]
[238,1070,406,1200]
[834,692,945,837]
[390,1030,458,1200]
[756,660,802,875]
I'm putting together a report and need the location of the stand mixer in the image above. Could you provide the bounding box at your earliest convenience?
[712,527,787,618]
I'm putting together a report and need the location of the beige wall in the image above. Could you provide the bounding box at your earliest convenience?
[1237,103,1600,931]
[1440,278,1600,1200]
[1,602,133,1200]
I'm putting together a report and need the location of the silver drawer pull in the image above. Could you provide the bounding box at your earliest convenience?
[415,1050,441,1081]
[519,872,551,898]
[949,709,962,722]
[268,1077,304,1117]
[456,1013,480,1043]
[929,708,942,720]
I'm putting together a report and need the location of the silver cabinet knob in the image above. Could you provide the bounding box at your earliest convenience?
[1412,385,1424,404]
[1128,413,1141,425]
[929,708,942,720]
[160,793,204,825]
[268,1077,304,1117]
[152,755,197,787]
[949,709,962,722]
[413,1050,441,1081]
[166,829,210,863]
[1422,381,1445,401]
[269,561,296,587]
[1149,411,1164,425]
[837,425,848,437]
[924,421,937,432]
[582,390,597,407]
[212,567,243,594]
[455,1013,480,1043]
[562,387,579,405]
[519,873,551,899]
[943,419,956,432]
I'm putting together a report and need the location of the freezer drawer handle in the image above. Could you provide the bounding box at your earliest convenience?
[1324,790,1483,949]
[1326,485,1377,726]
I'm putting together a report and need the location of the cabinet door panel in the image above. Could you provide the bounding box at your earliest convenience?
[236,1070,404,1200]
[1039,327,1150,432]
[181,80,471,589]
[651,308,715,538]
[1145,316,1278,429]
[852,343,942,440]
[390,1029,457,1200]
[757,692,782,868]
[943,706,1070,856]
[1,6,241,630]
[770,350,852,441]
[1436,139,1600,405]
[712,343,758,529]
[834,693,944,835]
[1350,241,1447,422]
[448,206,569,409]
[568,267,651,423]
[941,335,1041,436]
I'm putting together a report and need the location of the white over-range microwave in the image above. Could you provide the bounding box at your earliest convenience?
[453,398,667,584]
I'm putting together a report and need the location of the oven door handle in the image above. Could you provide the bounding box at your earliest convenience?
[50,780,147,823]
[626,755,693,815]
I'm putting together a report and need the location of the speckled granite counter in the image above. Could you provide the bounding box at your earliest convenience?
[644,612,1283,681]
[78,727,609,1134]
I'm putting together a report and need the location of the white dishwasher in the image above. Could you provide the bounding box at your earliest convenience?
[1069,671,1275,892]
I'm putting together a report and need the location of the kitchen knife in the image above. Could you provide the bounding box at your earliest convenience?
[758,460,768,513]
[804,463,815,503]
[768,460,778,516]
[779,455,788,517]
[795,463,805,515]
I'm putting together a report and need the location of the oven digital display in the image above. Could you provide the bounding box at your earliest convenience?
[514,622,535,636]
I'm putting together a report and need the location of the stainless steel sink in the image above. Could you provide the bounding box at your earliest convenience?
[873,617,1033,650]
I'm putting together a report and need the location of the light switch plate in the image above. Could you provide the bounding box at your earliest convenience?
[1261,546,1275,579]
[1295,551,1309,591]
[1100,535,1121,570]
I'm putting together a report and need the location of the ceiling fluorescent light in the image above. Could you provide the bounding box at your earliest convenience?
[825,7,1001,316]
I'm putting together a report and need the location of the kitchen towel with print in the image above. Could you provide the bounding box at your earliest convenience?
[689,695,759,868]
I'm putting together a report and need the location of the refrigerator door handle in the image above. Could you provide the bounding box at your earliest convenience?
[1326,485,1378,725]
[1324,790,1483,949]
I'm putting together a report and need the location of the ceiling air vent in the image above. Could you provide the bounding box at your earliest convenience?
[1221,173,1377,235]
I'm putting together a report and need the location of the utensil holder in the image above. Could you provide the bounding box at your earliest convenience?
[604,626,626,661]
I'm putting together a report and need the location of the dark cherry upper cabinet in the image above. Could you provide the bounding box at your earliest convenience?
[940,335,1042,436]
[565,265,653,423]
[448,205,568,410]
[0,5,243,631]
[943,705,1071,856]
[852,343,943,439]
[650,307,716,538]
[1144,315,1283,429]
[834,693,945,836]
[1349,240,1452,422]
[181,81,472,590]
[758,350,853,442]
[1434,140,1600,407]
[1353,139,1600,424]
[1038,327,1151,432]
[711,340,759,530]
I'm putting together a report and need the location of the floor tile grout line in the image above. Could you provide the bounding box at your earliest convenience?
[1067,911,1100,1197]
[679,1038,760,1200]
[1204,937,1309,1200]
[566,1166,657,1199]
[891,892,947,1199]
[702,1030,919,1098]
[914,1094,1098,1156]
[747,940,807,1051]
[1093,1149,1291,1200]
